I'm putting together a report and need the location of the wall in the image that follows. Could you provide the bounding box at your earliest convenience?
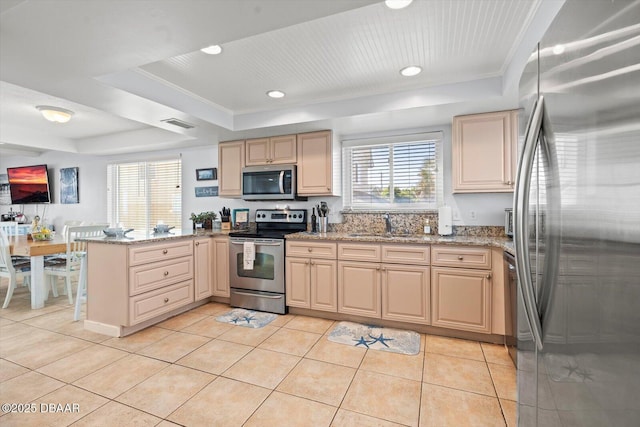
[0,123,514,231]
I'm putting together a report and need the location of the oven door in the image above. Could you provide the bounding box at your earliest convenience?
[229,237,285,293]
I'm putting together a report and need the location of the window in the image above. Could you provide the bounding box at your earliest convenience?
[343,132,443,210]
[107,158,182,232]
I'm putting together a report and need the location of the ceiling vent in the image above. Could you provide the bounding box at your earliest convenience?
[161,118,195,129]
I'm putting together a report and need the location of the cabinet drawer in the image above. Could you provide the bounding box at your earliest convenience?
[286,241,337,259]
[129,240,194,266]
[129,256,194,296]
[338,243,381,262]
[431,246,491,269]
[381,244,430,265]
[129,280,194,326]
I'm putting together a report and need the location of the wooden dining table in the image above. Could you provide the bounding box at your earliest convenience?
[8,234,67,309]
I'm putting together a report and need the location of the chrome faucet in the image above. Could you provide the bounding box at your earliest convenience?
[384,212,392,234]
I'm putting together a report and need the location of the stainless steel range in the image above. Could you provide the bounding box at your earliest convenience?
[228,208,307,314]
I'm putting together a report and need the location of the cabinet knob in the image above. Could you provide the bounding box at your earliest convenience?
[486,274,492,279]
[164,298,169,303]
[327,187,330,191]
[305,260,310,265]
[164,271,169,276]
[310,261,315,265]
[458,256,464,260]
[376,266,381,271]
[308,247,312,252]
[195,242,199,246]
[162,249,168,254]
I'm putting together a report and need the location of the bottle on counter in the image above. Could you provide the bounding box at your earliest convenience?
[311,207,317,233]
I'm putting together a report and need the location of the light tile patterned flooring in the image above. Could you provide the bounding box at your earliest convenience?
[1,283,516,426]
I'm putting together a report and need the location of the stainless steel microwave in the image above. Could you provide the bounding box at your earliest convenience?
[242,164,299,200]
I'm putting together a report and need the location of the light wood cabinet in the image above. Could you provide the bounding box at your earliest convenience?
[86,238,195,336]
[337,242,430,323]
[245,135,296,166]
[194,237,212,300]
[431,245,492,333]
[285,241,337,312]
[218,140,245,197]
[297,130,333,196]
[452,110,517,193]
[212,236,230,297]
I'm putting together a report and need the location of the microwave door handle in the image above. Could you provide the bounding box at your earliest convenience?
[279,171,285,194]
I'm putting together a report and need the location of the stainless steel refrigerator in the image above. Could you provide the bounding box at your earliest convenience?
[514,0,640,425]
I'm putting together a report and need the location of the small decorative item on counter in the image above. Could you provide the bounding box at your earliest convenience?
[103,225,134,238]
[153,220,175,234]
[311,207,317,233]
[316,202,329,233]
[190,211,218,230]
[232,209,249,230]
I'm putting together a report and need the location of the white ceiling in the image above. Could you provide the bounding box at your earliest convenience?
[0,0,564,157]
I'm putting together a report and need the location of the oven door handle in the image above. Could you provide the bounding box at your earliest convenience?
[232,290,283,299]
[230,240,283,246]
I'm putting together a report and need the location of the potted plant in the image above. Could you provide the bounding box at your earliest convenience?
[190,211,218,230]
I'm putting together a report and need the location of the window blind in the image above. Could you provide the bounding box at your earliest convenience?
[107,158,182,232]
[343,132,443,210]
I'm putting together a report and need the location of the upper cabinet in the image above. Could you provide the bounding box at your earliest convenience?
[218,140,245,197]
[245,135,297,166]
[452,110,517,193]
[297,130,333,196]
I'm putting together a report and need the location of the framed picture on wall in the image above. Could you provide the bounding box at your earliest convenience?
[196,168,217,181]
[60,167,79,204]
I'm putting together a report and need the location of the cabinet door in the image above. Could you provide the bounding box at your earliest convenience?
[382,264,430,324]
[212,236,230,297]
[337,261,380,318]
[270,134,297,164]
[297,130,333,195]
[452,110,517,193]
[285,257,310,308]
[218,140,245,197]
[431,267,492,333]
[245,138,270,166]
[310,259,337,312]
[194,238,212,300]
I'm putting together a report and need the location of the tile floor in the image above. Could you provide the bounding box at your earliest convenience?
[1,282,516,426]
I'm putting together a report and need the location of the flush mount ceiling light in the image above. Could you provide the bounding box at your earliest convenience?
[267,90,285,98]
[200,44,222,55]
[400,65,422,77]
[35,105,74,123]
[385,0,413,10]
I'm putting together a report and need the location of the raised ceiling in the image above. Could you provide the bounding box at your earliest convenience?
[0,0,563,156]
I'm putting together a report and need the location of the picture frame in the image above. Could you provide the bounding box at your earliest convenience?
[196,167,217,181]
[232,208,250,230]
[195,186,218,197]
[60,167,79,204]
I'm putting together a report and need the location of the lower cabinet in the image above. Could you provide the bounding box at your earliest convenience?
[382,264,430,324]
[431,267,492,333]
[194,237,213,300]
[337,261,381,317]
[212,236,230,297]
[286,241,338,312]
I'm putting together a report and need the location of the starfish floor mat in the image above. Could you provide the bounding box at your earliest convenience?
[327,321,420,355]
[215,308,277,329]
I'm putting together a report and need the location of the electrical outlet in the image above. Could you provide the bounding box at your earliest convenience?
[453,210,461,220]
[470,210,477,220]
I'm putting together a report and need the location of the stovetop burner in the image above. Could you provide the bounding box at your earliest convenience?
[228,208,307,239]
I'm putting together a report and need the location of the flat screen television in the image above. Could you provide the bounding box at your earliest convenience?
[7,164,52,204]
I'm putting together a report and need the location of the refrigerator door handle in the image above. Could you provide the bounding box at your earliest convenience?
[514,95,545,351]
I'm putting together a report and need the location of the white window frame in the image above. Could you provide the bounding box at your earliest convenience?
[342,131,444,211]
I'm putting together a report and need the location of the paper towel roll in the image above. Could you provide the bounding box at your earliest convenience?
[438,206,453,236]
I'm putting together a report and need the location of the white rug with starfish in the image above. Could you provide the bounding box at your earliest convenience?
[215,308,277,329]
[327,321,420,355]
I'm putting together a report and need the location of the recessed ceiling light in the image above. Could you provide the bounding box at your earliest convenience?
[35,105,74,123]
[400,66,422,77]
[552,44,565,55]
[200,45,222,55]
[385,0,413,10]
[267,90,285,98]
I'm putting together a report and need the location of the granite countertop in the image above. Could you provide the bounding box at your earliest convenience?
[80,229,232,245]
[287,231,515,254]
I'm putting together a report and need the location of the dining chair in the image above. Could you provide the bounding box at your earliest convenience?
[44,225,104,306]
[0,230,31,309]
[0,222,19,236]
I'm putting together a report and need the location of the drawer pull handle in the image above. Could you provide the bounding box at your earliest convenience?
[162,249,168,254]
[458,256,464,260]
[164,271,169,276]
[164,298,169,303]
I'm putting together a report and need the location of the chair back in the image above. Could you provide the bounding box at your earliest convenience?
[63,225,106,267]
[0,230,16,276]
[0,222,18,236]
